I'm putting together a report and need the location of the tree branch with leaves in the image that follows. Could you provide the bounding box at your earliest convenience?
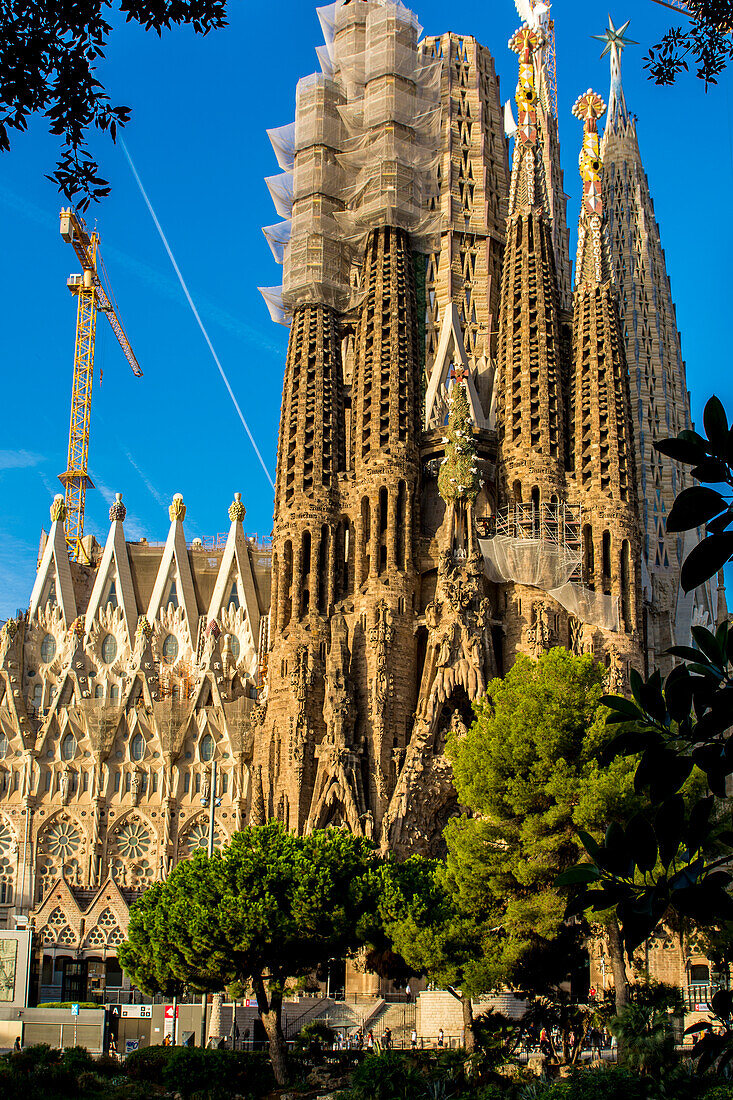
[0,0,227,209]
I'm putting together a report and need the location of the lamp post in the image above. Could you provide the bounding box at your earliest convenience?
[199,756,220,1046]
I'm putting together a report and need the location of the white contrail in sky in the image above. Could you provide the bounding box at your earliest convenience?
[121,140,276,492]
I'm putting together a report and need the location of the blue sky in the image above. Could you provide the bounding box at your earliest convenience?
[1,0,731,618]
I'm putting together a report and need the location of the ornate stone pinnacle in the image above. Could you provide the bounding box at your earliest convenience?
[50,495,66,523]
[169,494,186,522]
[229,492,246,523]
[508,25,541,58]
[109,493,126,523]
[572,89,607,127]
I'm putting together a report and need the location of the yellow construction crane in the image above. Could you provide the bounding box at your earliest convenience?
[58,209,142,562]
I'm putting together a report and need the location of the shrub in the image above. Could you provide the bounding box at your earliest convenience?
[123,1044,172,1081]
[124,1046,273,1099]
[518,1066,648,1100]
[36,1001,99,1009]
[347,1050,425,1100]
[2,1042,62,1073]
[60,1045,95,1076]
[76,1070,105,1093]
[94,1052,122,1077]
[161,1047,228,1099]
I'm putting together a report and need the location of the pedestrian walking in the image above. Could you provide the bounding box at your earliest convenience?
[13,1037,21,1053]
[383,1027,392,1050]
[367,1030,374,1051]
[437,1026,444,1049]
[405,983,411,1001]
[410,1027,417,1049]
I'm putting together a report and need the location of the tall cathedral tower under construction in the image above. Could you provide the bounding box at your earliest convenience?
[0,2,723,995]
[252,0,712,856]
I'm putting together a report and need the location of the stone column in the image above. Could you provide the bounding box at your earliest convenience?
[387,489,397,571]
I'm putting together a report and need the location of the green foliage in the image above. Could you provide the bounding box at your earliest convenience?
[292,1019,336,1055]
[160,1047,230,1099]
[560,620,733,955]
[0,0,228,208]
[438,380,482,505]
[377,651,646,1018]
[36,1001,99,1009]
[120,822,379,996]
[0,1043,75,1097]
[652,395,733,591]
[59,1046,96,1077]
[346,1051,425,1100]
[123,1043,172,1081]
[124,1045,274,1098]
[444,650,641,988]
[645,4,733,88]
[120,823,379,1084]
[609,1002,676,1077]
[519,1066,648,1100]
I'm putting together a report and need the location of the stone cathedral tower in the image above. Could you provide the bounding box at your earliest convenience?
[254,0,650,856]
[598,18,721,668]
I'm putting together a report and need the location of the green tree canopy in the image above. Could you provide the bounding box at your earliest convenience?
[444,649,643,1011]
[377,649,643,1049]
[118,823,379,1085]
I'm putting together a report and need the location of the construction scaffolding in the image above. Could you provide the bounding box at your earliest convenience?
[479,503,619,632]
[259,0,441,324]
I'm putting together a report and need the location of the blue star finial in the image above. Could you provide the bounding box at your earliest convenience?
[591,15,638,59]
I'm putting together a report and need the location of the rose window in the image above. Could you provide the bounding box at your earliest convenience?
[114,820,151,858]
[0,819,15,854]
[180,821,221,858]
[44,819,81,858]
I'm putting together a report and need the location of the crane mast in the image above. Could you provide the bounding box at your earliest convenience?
[58,209,142,562]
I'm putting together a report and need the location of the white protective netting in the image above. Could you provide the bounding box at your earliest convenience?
[260,0,441,323]
[479,536,620,633]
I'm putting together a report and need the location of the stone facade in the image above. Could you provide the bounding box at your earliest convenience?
[0,1,723,1010]
[0,492,269,999]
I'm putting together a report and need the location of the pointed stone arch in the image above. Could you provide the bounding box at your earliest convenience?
[176,813,225,861]
[29,499,78,627]
[0,813,18,905]
[146,497,199,648]
[36,811,87,900]
[105,809,158,889]
[84,496,138,643]
[424,303,487,430]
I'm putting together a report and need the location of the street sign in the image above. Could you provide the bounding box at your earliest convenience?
[164,1003,180,1042]
[125,1039,140,1053]
[71,1004,79,1016]
[121,1005,152,1018]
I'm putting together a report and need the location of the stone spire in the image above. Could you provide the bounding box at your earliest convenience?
[496,25,567,505]
[569,89,641,639]
[592,16,637,129]
[598,17,706,662]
